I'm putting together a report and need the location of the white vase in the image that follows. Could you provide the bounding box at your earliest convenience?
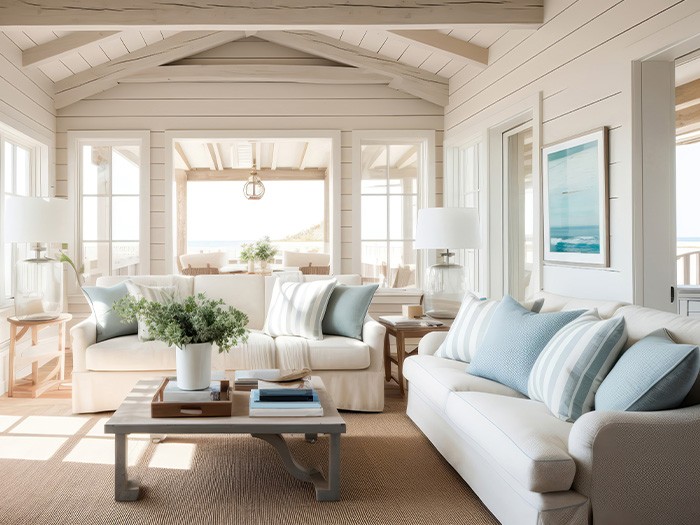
[175,342,212,390]
[247,260,255,273]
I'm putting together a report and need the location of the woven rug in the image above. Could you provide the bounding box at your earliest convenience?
[0,390,498,525]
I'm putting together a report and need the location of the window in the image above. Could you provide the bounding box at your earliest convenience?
[356,135,434,288]
[1,135,37,302]
[73,134,149,286]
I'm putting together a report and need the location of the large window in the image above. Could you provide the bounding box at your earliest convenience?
[74,135,149,286]
[1,136,36,302]
[358,138,432,288]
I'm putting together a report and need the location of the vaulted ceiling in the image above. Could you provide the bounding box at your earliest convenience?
[0,0,544,109]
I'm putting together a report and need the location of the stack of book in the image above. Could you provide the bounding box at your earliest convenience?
[249,385,323,417]
[378,315,444,328]
[234,368,312,391]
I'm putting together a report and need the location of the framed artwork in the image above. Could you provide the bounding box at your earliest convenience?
[542,127,609,267]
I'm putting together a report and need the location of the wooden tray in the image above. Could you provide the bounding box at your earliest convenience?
[151,377,233,418]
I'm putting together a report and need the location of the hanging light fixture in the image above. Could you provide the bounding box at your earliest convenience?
[243,164,265,200]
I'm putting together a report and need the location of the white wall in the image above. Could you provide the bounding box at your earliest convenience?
[444,0,700,303]
[54,39,444,276]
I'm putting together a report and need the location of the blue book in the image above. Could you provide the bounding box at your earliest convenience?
[250,389,321,409]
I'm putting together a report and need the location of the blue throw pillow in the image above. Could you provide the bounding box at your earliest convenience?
[469,295,585,396]
[595,328,700,411]
[322,284,379,340]
[82,283,138,342]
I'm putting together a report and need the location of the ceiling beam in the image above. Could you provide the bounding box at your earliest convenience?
[676,78,700,111]
[271,144,279,170]
[23,30,121,68]
[0,1,544,29]
[389,30,488,68]
[174,143,192,171]
[677,105,700,135]
[187,168,326,181]
[54,31,245,109]
[206,143,221,171]
[298,142,309,170]
[258,31,448,106]
[120,64,390,84]
[395,146,418,170]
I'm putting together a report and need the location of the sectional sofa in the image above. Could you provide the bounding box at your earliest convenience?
[70,273,386,414]
[403,292,700,525]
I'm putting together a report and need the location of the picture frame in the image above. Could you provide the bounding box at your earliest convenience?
[542,127,609,267]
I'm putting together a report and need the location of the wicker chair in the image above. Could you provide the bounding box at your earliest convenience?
[181,264,220,276]
[299,263,331,275]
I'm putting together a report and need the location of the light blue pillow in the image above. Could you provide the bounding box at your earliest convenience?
[528,311,627,422]
[469,295,585,396]
[322,284,379,340]
[596,329,700,412]
[82,283,138,342]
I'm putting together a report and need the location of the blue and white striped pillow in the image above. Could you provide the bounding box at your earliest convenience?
[264,278,336,340]
[528,311,627,422]
[435,295,544,363]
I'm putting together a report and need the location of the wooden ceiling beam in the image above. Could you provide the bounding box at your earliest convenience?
[257,30,448,106]
[54,31,245,109]
[187,168,326,181]
[676,78,700,111]
[0,1,544,28]
[120,64,390,84]
[271,144,279,170]
[389,30,489,68]
[299,142,310,170]
[174,142,192,171]
[206,143,221,170]
[23,30,121,67]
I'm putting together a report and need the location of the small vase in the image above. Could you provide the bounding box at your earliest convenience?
[175,342,212,390]
[259,260,268,273]
[247,260,255,273]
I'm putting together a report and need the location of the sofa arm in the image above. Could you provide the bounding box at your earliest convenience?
[418,331,448,355]
[568,405,700,524]
[70,316,97,373]
[362,316,386,372]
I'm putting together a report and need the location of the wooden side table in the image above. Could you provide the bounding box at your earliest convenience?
[7,313,72,398]
[378,319,450,396]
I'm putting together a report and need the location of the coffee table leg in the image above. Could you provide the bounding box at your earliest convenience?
[305,433,317,443]
[252,433,341,501]
[115,433,140,501]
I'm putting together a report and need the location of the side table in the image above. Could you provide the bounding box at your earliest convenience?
[378,319,450,396]
[7,313,72,398]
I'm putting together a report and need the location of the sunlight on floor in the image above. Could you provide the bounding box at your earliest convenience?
[63,437,147,466]
[0,436,67,460]
[0,415,21,432]
[148,442,196,470]
[10,416,91,436]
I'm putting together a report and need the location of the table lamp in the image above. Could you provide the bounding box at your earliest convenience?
[415,207,480,318]
[4,196,71,320]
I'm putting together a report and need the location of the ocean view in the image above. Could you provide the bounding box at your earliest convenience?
[549,225,600,254]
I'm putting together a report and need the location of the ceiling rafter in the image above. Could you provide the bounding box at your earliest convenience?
[22,31,121,68]
[53,31,245,109]
[187,168,326,181]
[174,143,192,171]
[389,30,489,68]
[257,30,448,106]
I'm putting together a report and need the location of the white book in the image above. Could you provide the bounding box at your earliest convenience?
[163,380,222,403]
[379,315,443,327]
[249,406,323,417]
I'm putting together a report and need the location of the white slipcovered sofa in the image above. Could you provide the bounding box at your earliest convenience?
[71,273,386,414]
[404,292,700,525]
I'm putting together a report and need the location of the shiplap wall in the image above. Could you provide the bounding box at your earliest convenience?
[54,40,443,276]
[444,0,700,303]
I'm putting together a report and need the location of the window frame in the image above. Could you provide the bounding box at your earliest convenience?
[352,130,436,290]
[68,131,151,288]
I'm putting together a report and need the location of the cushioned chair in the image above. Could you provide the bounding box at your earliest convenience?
[179,251,227,274]
[282,251,331,275]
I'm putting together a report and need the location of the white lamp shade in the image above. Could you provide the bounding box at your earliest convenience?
[4,196,71,243]
[415,207,480,250]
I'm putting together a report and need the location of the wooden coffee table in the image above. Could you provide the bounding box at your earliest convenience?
[104,376,346,502]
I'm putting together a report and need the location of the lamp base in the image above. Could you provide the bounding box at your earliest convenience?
[15,257,63,321]
[422,262,466,320]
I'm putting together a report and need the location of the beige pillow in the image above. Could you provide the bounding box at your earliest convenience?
[125,281,177,341]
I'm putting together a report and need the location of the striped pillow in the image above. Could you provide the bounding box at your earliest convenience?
[264,278,336,340]
[528,311,627,422]
[435,295,544,363]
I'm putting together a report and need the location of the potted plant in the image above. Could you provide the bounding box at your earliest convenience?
[113,293,249,390]
[238,242,256,273]
[253,236,278,272]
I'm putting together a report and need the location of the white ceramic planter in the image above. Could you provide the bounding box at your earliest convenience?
[175,342,212,390]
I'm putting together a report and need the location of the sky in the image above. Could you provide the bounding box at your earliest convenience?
[676,143,700,239]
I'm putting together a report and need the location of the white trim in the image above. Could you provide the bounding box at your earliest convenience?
[164,130,342,275]
[352,129,436,288]
[67,130,151,289]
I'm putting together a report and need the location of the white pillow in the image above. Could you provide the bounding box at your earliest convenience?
[264,278,336,340]
[125,281,177,341]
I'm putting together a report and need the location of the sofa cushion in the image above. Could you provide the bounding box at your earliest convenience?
[469,296,585,395]
[274,335,370,370]
[403,355,525,410]
[96,275,194,299]
[264,278,336,340]
[194,275,266,330]
[596,328,700,412]
[85,335,175,371]
[124,280,178,341]
[445,392,575,493]
[322,283,378,340]
[528,311,627,422]
[82,283,138,342]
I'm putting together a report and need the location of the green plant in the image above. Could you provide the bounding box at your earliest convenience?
[238,243,255,263]
[253,236,278,262]
[113,293,249,352]
[58,250,84,286]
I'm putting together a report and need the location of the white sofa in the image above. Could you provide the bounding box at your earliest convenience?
[71,274,386,414]
[404,292,700,525]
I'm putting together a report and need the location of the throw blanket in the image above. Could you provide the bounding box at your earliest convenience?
[274,336,312,370]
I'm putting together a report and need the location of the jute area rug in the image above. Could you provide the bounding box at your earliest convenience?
[0,386,498,525]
